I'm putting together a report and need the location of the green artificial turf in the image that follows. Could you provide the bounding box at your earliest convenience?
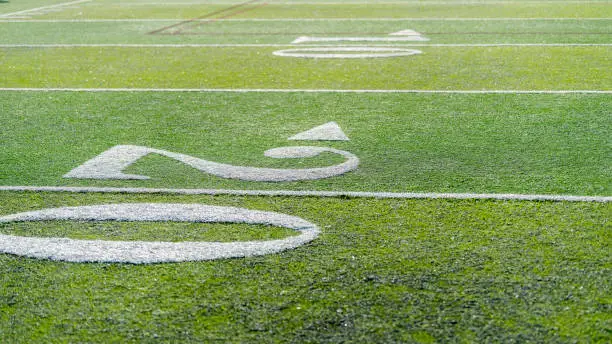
[1,46,609,89]
[1,1,610,342]
[11,0,612,20]
[0,221,298,242]
[0,191,610,343]
[0,92,609,195]
[1,19,611,44]
[0,0,74,14]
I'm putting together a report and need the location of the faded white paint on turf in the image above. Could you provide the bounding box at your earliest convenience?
[64,145,359,182]
[0,203,320,263]
[0,186,610,203]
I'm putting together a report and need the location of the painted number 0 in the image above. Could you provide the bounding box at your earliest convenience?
[0,203,320,263]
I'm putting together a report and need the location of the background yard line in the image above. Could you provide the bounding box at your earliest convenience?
[1,18,611,22]
[109,1,612,3]
[2,88,610,94]
[0,0,91,18]
[1,44,610,47]
[185,18,612,21]
[0,186,609,203]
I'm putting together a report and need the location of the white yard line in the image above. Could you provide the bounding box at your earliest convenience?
[1,88,610,94]
[86,1,612,4]
[0,0,91,18]
[182,18,612,21]
[0,44,305,48]
[0,43,610,48]
[0,186,609,202]
[0,18,610,22]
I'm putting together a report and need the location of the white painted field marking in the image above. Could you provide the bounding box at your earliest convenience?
[273,47,422,58]
[89,1,612,4]
[0,0,91,18]
[288,122,349,141]
[287,30,428,57]
[0,18,610,22]
[0,203,319,263]
[292,29,429,44]
[64,145,359,182]
[0,186,610,202]
[1,44,610,48]
[389,29,422,36]
[292,36,429,44]
[2,88,610,94]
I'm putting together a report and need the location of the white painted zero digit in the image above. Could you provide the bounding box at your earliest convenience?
[273,47,422,59]
[0,203,320,263]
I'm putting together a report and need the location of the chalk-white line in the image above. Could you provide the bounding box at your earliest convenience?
[0,186,609,203]
[1,88,610,94]
[0,43,610,48]
[0,0,91,18]
[0,18,610,22]
[96,1,612,4]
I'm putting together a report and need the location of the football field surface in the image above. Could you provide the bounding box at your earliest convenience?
[1,0,610,342]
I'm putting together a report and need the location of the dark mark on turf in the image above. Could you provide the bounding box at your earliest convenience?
[148,0,267,36]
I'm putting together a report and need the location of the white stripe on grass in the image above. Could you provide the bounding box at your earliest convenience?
[1,44,610,48]
[98,1,612,4]
[0,186,609,203]
[1,88,610,94]
[0,0,91,18]
[1,18,610,22]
